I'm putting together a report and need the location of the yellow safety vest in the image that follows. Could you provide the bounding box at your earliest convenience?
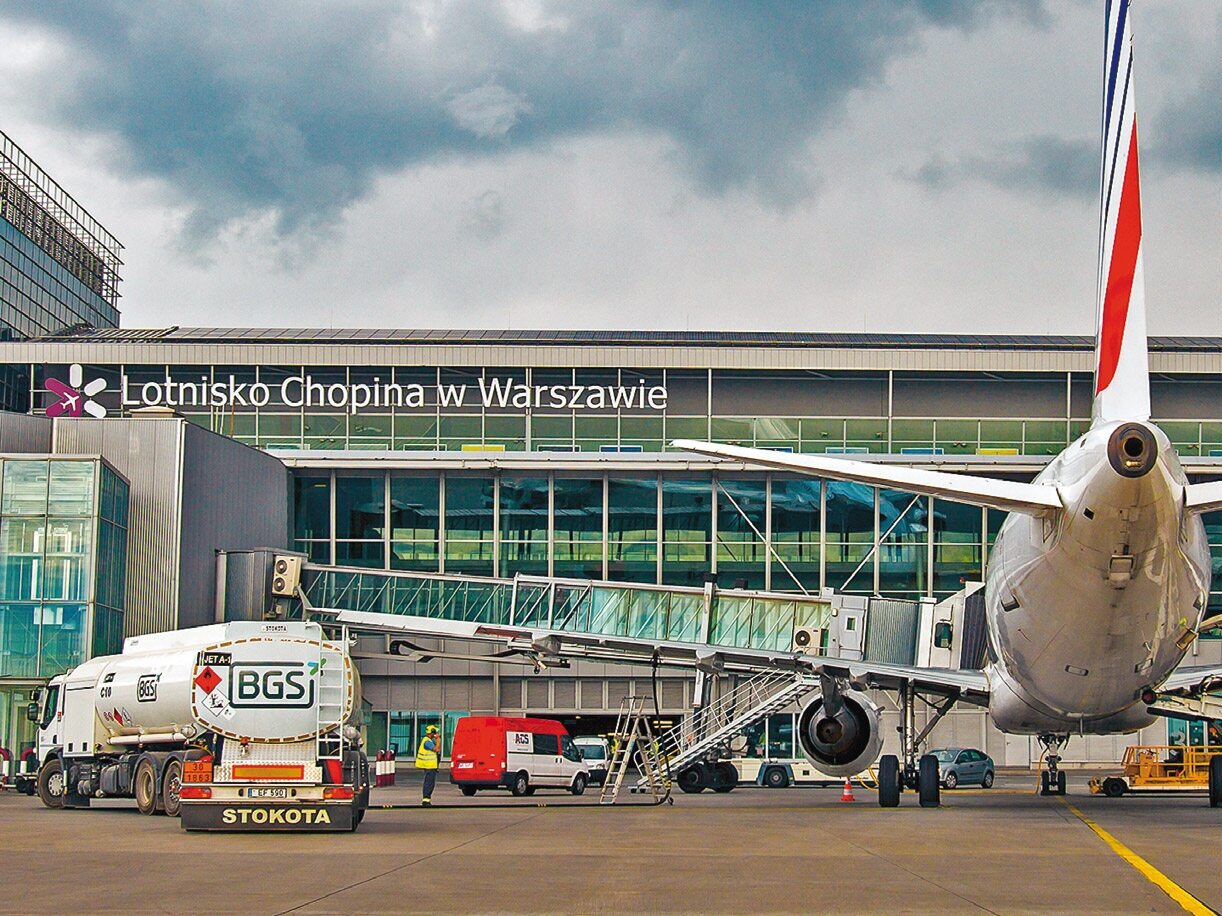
[415,736,439,769]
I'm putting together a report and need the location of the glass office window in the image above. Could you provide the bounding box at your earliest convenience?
[933,499,984,594]
[608,477,657,583]
[37,603,87,674]
[47,461,95,516]
[390,476,440,571]
[879,490,927,597]
[0,518,43,600]
[0,603,38,678]
[388,711,413,756]
[824,480,875,593]
[716,478,766,589]
[335,476,384,540]
[770,478,820,593]
[500,477,549,576]
[661,478,711,586]
[2,461,47,515]
[554,478,603,579]
[445,476,494,575]
[414,712,442,758]
[294,475,331,541]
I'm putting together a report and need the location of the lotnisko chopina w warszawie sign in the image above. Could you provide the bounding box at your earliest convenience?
[42,365,669,416]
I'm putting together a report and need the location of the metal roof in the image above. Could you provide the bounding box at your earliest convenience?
[26,326,1222,352]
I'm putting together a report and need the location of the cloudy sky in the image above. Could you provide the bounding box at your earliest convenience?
[1,1,1218,334]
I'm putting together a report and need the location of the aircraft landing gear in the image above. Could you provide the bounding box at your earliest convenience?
[878,679,958,808]
[1038,734,1068,796]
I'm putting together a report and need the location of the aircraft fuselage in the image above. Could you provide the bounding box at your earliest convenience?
[985,420,1212,734]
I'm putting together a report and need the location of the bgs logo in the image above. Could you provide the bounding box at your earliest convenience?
[137,674,159,703]
[230,662,314,708]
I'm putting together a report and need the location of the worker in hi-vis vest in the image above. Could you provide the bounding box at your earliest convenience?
[416,725,440,806]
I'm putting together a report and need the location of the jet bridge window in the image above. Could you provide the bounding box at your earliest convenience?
[934,621,953,649]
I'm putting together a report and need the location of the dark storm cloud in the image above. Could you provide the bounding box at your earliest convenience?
[1155,69,1222,175]
[2,0,1048,238]
[904,135,1098,198]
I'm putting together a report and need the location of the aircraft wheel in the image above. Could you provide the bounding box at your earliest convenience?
[1039,771,1051,796]
[1209,757,1222,808]
[878,755,900,808]
[918,754,941,808]
[1056,771,1067,795]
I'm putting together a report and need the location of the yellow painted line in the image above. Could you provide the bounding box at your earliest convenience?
[1061,800,1214,915]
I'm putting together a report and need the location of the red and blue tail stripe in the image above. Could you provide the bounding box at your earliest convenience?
[1093,0,1149,423]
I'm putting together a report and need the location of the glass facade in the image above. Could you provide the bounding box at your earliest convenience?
[0,132,121,413]
[0,456,128,764]
[294,469,995,601]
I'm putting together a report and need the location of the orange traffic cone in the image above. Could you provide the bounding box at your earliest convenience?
[840,777,855,802]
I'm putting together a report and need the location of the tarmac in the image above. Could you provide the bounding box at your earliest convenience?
[1,768,1219,914]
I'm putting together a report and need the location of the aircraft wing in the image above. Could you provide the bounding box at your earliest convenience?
[1185,480,1222,515]
[1159,665,1222,694]
[798,655,992,706]
[672,440,1062,516]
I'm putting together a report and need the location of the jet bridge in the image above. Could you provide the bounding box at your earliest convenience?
[298,564,883,672]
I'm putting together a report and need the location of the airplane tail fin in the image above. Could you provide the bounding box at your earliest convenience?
[1092,0,1150,424]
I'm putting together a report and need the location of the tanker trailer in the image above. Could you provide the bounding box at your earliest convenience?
[25,620,369,831]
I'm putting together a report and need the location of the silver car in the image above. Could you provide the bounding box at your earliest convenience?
[930,747,995,789]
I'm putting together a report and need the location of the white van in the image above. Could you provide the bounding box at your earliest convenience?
[573,736,611,785]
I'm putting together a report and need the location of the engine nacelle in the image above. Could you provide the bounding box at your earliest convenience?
[796,691,883,778]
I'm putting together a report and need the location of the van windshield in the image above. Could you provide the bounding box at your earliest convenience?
[578,745,606,760]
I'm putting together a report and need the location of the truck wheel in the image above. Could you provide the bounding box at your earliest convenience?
[36,758,65,810]
[1102,777,1126,798]
[461,786,478,797]
[161,758,183,817]
[570,773,587,796]
[134,758,159,815]
[510,772,530,797]
[763,767,789,789]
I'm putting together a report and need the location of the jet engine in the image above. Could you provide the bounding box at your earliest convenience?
[796,690,883,778]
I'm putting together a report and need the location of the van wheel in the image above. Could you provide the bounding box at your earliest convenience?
[161,758,183,817]
[36,758,65,809]
[763,767,789,789]
[510,772,530,797]
[461,786,478,797]
[134,758,159,815]
[570,774,587,796]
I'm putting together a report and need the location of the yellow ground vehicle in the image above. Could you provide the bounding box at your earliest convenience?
[1089,745,1222,797]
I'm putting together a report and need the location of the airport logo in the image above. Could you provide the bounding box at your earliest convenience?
[46,364,107,418]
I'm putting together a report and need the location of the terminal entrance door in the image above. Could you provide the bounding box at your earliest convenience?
[0,686,37,772]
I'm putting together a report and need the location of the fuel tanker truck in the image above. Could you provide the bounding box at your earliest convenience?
[25,621,369,831]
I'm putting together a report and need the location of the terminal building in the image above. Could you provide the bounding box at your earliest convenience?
[0,328,1220,770]
[1,129,1220,774]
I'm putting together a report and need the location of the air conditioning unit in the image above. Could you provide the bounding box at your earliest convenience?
[271,554,303,597]
[792,626,825,654]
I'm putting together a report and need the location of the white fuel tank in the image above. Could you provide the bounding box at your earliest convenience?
[84,622,356,746]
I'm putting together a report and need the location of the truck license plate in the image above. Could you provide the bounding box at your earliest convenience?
[456,762,473,769]
[247,787,289,799]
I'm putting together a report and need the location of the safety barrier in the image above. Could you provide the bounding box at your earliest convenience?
[374,749,398,787]
[0,747,10,785]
